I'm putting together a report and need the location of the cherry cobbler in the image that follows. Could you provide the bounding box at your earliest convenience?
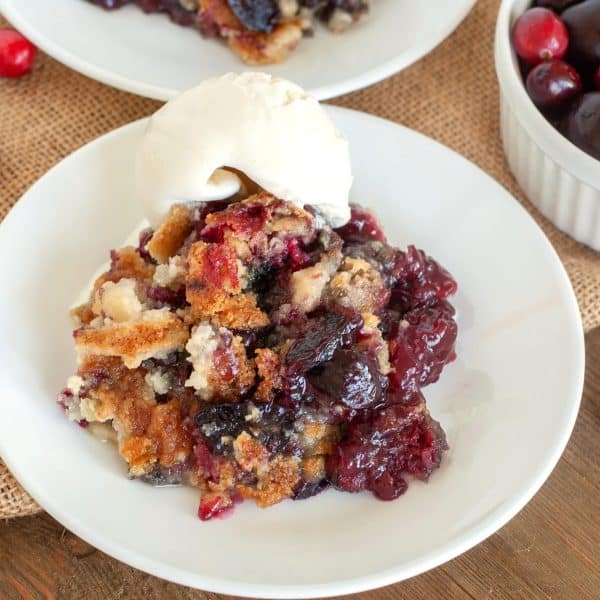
[60,193,458,520]
[85,1,370,64]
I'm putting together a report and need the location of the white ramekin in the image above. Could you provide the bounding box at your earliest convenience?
[495,0,600,251]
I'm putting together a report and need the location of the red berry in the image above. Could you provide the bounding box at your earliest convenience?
[512,8,569,65]
[526,59,582,111]
[0,29,36,78]
[595,66,600,90]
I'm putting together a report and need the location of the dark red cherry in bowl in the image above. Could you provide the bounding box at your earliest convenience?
[561,0,600,81]
[512,7,569,64]
[0,28,36,78]
[533,0,585,12]
[560,92,600,160]
[526,59,582,111]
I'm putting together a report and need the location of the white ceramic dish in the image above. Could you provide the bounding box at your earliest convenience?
[0,108,584,598]
[495,0,600,251]
[0,0,476,101]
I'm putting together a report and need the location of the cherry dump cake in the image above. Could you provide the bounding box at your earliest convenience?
[85,0,370,64]
[60,193,458,520]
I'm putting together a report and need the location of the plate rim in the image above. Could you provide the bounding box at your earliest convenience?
[0,107,585,598]
[0,0,477,101]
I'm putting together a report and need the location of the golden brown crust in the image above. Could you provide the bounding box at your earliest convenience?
[75,311,189,368]
[147,204,193,264]
[254,348,283,402]
[237,455,300,508]
[300,456,326,483]
[77,356,193,476]
[187,283,270,330]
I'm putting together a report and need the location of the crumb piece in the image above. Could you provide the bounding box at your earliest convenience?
[185,322,256,401]
[254,348,283,402]
[75,309,189,368]
[233,431,269,473]
[93,278,143,322]
[147,204,193,263]
[153,255,186,288]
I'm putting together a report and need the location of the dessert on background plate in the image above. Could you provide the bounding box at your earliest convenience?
[85,0,370,65]
[59,73,458,520]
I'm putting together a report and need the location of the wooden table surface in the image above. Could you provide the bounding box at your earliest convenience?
[0,328,598,600]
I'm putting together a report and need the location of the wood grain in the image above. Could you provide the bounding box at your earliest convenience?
[1,328,599,600]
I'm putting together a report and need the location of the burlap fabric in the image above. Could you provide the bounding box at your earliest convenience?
[1,0,599,518]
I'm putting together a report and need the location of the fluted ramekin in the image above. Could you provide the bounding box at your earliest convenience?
[495,0,600,251]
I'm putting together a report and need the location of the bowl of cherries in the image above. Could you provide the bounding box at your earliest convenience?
[495,0,600,250]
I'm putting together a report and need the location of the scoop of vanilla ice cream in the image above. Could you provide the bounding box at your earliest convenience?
[137,72,352,227]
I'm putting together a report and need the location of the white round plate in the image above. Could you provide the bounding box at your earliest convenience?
[0,108,584,597]
[0,0,476,100]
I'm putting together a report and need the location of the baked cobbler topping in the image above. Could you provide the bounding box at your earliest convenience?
[60,193,458,520]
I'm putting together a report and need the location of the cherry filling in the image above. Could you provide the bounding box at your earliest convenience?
[188,202,458,509]
[68,195,458,519]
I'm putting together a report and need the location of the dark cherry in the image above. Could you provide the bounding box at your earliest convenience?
[533,0,585,12]
[226,0,280,32]
[562,0,600,81]
[293,478,330,501]
[560,92,600,160]
[334,205,387,244]
[387,300,458,393]
[526,59,582,111]
[596,66,600,89]
[326,402,447,501]
[309,349,387,410]
[195,404,248,454]
[512,7,569,65]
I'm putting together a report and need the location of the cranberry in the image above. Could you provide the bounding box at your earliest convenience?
[562,0,600,81]
[0,29,37,78]
[526,59,582,111]
[286,238,312,270]
[198,495,231,521]
[560,92,600,160]
[512,8,569,64]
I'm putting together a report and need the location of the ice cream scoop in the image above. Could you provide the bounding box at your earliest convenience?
[137,72,352,227]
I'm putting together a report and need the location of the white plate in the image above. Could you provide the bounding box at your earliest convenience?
[0,108,584,597]
[0,0,476,100]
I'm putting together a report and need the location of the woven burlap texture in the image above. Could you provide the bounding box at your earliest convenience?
[1,0,598,519]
